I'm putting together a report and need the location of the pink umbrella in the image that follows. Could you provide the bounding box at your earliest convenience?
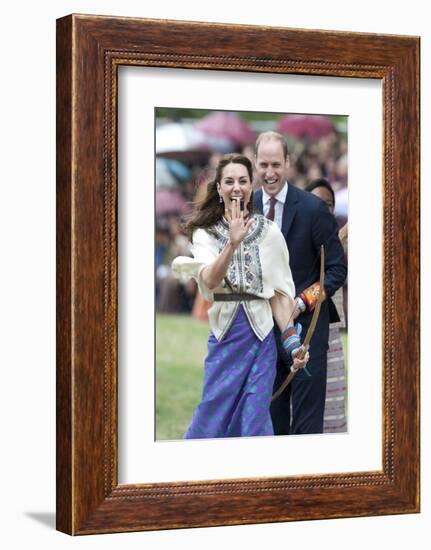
[155,190,190,216]
[278,114,335,140]
[196,111,256,145]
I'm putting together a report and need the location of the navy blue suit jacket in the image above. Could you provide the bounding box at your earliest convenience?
[254,184,347,357]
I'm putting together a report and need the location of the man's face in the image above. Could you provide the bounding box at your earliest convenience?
[255,140,290,197]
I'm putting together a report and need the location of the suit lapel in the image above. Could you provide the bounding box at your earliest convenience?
[254,186,297,236]
[281,183,298,236]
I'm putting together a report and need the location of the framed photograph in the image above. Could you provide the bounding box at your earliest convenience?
[56,14,420,535]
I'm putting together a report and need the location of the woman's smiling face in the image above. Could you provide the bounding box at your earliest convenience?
[217,162,253,213]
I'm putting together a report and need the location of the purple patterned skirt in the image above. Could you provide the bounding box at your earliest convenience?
[184,306,277,439]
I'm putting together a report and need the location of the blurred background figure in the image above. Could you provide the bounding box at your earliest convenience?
[157,214,196,313]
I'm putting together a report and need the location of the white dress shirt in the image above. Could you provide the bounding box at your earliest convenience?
[172,214,295,342]
[262,182,288,230]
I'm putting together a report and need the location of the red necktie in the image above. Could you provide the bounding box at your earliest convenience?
[266,197,277,221]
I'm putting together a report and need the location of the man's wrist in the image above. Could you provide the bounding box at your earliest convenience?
[296,297,306,314]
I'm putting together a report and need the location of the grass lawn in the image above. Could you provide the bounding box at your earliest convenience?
[156,314,209,440]
[156,314,349,440]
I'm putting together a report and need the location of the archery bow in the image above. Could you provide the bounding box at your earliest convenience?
[271,244,325,402]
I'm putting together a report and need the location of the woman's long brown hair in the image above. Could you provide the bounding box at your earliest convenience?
[183,153,254,241]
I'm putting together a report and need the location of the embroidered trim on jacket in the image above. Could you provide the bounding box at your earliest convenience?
[212,214,269,294]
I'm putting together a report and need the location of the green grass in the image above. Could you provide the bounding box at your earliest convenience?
[156,314,209,440]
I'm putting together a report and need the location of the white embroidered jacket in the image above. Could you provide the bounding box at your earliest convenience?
[172,214,295,342]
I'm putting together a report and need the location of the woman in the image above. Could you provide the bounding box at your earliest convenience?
[305,178,348,433]
[172,154,308,439]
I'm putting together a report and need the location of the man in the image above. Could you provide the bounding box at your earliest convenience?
[253,131,347,435]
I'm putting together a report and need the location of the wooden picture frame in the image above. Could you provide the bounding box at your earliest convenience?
[56,14,420,535]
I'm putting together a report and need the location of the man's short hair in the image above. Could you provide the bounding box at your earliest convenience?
[255,131,289,159]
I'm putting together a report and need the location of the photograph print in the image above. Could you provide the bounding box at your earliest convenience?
[155,107,348,441]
